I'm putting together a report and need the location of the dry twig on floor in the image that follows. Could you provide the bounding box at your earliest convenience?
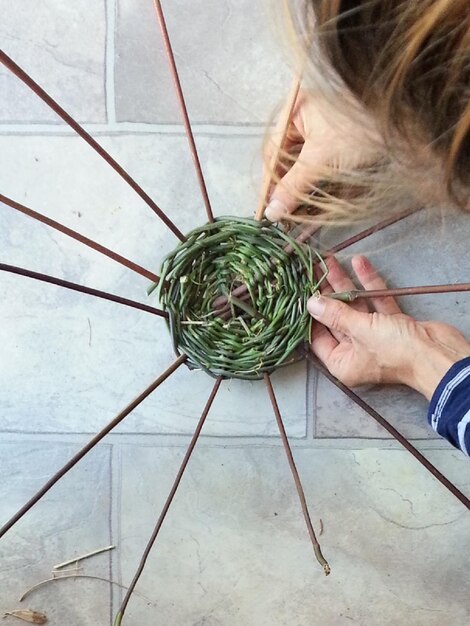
[53,545,115,570]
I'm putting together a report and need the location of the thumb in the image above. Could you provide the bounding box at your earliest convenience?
[265,142,320,221]
[307,294,367,335]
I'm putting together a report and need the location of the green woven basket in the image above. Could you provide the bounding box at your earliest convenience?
[150,216,328,380]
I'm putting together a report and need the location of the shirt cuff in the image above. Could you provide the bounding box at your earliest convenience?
[427,356,470,452]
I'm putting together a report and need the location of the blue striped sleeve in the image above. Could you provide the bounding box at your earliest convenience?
[427,356,470,456]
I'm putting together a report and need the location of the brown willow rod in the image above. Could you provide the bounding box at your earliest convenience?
[0,194,160,283]
[328,282,470,302]
[325,205,422,256]
[255,76,301,221]
[152,0,214,223]
[0,263,168,318]
[114,376,223,626]
[264,373,330,575]
[212,77,302,309]
[212,206,422,315]
[305,351,470,510]
[0,50,185,242]
[0,355,187,539]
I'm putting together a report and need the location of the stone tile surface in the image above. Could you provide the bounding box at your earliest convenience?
[0,133,307,437]
[2,3,470,626]
[0,0,106,123]
[315,208,470,440]
[115,0,291,123]
[117,444,470,625]
[0,442,112,626]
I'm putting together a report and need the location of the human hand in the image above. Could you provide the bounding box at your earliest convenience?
[307,255,470,400]
[264,90,382,221]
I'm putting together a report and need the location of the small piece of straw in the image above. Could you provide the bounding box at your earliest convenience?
[53,545,115,570]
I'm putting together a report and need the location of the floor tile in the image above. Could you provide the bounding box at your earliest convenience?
[0,0,106,123]
[0,442,112,626]
[116,444,470,625]
[115,0,290,124]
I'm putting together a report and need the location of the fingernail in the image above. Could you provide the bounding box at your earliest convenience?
[265,198,288,222]
[307,293,326,318]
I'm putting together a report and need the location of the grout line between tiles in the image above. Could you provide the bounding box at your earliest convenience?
[305,360,315,439]
[108,443,114,626]
[111,443,123,618]
[0,432,450,451]
[312,364,320,439]
[0,122,268,137]
[0,430,306,442]
[105,0,117,125]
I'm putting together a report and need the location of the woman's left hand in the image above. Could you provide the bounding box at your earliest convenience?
[264,90,382,221]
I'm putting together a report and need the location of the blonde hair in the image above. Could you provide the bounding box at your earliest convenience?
[271,0,470,225]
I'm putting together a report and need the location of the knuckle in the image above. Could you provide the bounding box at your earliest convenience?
[327,302,347,332]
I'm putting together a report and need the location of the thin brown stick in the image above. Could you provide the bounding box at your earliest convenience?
[115,376,223,626]
[328,282,470,302]
[212,206,420,313]
[264,373,330,575]
[255,77,301,221]
[0,355,187,540]
[1,194,160,283]
[19,574,155,606]
[306,351,470,510]
[0,263,168,318]
[0,50,185,241]
[325,206,422,256]
[152,0,214,223]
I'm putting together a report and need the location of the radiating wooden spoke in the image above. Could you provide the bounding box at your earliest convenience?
[152,0,214,223]
[255,77,301,221]
[306,352,470,510]
[0,356,187,539]
[0,263,168,318]
[114,376,223,626]
[264,373,330,575]
[0,50,186,241]
[325,206,423,256]
[1,194,160,283]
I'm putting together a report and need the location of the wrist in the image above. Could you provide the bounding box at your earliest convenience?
[405,341,464,401]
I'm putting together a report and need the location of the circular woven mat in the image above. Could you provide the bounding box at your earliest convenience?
[154,217,327,380]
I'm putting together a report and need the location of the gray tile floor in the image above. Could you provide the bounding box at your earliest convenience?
[1,2,469,625]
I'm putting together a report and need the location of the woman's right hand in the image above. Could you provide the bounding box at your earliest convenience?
[264,90,383,221]
[308,255,470,401]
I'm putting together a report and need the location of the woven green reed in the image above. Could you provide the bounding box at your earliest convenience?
[151,217,328,380]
